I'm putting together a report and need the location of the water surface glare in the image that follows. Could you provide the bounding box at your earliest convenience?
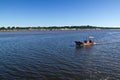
[0,30,120,80]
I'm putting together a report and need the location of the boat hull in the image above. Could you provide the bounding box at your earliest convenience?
[74,41,84,47]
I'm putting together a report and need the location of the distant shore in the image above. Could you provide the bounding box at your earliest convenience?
[0,26,120,31]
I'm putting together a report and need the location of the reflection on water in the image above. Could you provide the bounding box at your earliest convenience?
[0,30,120,80]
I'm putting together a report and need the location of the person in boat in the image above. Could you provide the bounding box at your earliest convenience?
[89,40,93,43]
[84,40,93,45]
[84,40,91,43]
[84,40,89,45]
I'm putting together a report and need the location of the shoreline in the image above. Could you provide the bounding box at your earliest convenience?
[0,27,120,32]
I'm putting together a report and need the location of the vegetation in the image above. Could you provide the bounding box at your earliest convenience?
[0,25,120,31]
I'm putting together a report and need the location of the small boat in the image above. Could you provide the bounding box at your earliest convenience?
[75,36,96,47]
[75,41,95,47]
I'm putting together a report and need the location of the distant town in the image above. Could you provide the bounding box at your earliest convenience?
[0,25,120,31]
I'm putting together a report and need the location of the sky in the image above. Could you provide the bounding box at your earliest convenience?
[0,0,120,27]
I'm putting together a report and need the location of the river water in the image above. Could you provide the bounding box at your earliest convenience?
[0,30,120,80]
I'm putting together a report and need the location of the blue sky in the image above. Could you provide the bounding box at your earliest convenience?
[0,0,120,27]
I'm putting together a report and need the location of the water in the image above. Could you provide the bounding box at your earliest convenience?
[0,30,120,80]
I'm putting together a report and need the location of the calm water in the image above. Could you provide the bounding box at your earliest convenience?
[0,30,120,80]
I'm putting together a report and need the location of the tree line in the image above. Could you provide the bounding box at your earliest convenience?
[0,26,119,31]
